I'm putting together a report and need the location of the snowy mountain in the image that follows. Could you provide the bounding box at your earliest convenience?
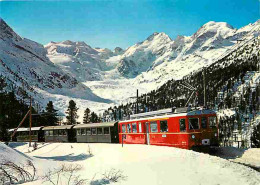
[82,20,259,105]
[0,17,259,121]
[45,41,124,82]
[116,32,172,77]
[132,20,259,88]
[0,18,111,116]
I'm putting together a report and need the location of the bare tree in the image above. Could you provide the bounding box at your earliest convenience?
[102,168,127,183]
[42,164,86,185]
[0,160,36,184]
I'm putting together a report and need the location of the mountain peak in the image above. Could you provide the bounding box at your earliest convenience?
[203,21,234,30]
[192,21,235,40]
[61,40,75,45]
[0,18,22,42]
[146,32,172,42]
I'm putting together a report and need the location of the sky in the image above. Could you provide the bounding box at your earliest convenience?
[0,0,259,49]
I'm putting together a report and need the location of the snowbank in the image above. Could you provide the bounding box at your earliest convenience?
[0,143,32,165]
[12,143,260,185]
[232,148,260,168]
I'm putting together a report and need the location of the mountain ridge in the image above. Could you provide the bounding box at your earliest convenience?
[0,18,259,119]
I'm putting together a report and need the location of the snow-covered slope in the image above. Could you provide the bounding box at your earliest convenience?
[84,20,260,104]
[133,20,260,88]
[45,41,124,82]
[0,18,111,118]
[11,143,260,185]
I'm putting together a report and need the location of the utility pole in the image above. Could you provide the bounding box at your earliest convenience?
[203,68,206,108]
[29,96,32,147]
[136,89,139,114]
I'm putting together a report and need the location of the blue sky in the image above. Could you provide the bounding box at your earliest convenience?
[0,0,259,49]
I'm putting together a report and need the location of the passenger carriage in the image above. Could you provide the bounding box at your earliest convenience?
[43,125,76,142]
[118,108,219,149]
[74,122,119,143]
[8,127,45,142]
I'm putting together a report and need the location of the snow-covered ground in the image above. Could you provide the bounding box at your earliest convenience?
[2,143,259,185]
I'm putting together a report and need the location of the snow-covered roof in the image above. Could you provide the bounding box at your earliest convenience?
[8,126,44,132]
[43,125,75,130]
[73,122,117,129]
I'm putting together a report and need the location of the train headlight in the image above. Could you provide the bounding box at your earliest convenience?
[214,133,217,137]
[191,135,195,139]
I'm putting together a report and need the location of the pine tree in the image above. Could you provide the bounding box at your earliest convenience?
[251,124,260,148]
[0,92,9,141]
[90,112,98,123]
[83,108,91,124]
[66,100,79,125]
[45,101,58,126]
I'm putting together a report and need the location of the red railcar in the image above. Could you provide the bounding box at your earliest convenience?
[118,108,218,149]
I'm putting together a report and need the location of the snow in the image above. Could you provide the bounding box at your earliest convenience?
[218,109,236,118]
[1,143,259,185]
[0,143,33,165]
[214,147,260,169]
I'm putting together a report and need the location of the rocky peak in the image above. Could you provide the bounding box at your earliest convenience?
[0,18,22,42]
[146,32,172,42]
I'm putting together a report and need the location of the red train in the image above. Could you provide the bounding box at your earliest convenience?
[118,107,219,149]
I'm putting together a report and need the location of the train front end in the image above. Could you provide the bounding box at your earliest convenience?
[187,110,219,149]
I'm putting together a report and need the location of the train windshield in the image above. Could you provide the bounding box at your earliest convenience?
[189,118,199,130]
[209,117,217,128]
[201,117,207,129]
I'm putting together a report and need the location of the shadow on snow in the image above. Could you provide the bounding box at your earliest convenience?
[34,153,92,162]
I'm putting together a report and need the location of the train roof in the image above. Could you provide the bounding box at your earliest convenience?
[42,125,75,130]
[73,122,117,129]
[121,109,216,123]
[8,126,44,132]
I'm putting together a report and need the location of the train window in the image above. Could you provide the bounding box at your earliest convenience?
[189,118,199,130]
[58,130,63,136]
[150,122,158,133]
[209,117,217,128]
[104,127,110,135]
[77,129,81,136]
[97,128,103,135]
[91,128,97,135]
[45,131,49,136]
[201,117,207,129]
[62,130,67,136]
[81,128,86,135]
[132,123,137,133]
[138,122,142,133]
[53,130,58,136]
[49,130,53,136]
[86,128,91,135]
[160,120,168,132]
[122,125,126,133]
[127,124,131,133]
[179,119,186,131]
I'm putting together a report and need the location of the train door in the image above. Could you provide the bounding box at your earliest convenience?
[145,122,150,145]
